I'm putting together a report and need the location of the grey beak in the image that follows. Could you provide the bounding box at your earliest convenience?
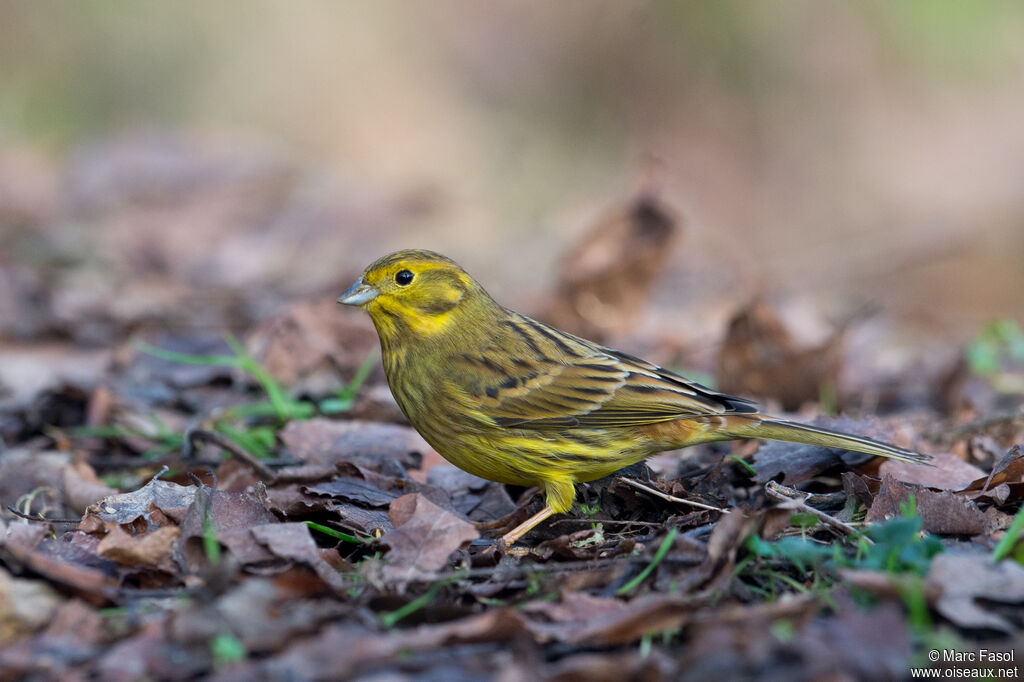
[337,277,379,306]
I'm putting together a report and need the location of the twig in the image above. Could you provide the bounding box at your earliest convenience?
[186,429,276,482]
[5,505,81,525]
[148,465,170,484]
[617,477,726,513]
[549,518,668,528]
[764,480,871,544]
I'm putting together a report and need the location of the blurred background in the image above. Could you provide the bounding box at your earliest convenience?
[2,0,1023,414]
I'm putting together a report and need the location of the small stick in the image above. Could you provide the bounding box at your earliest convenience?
[549,518,667,528]
[765,480,871,544]
[5,505,80,525]
[617,477,726,513]
[186,429,276,482]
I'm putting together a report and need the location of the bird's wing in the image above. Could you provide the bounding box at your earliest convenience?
[453,313,758,429]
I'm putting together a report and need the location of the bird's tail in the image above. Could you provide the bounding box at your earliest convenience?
[721,415,932,465]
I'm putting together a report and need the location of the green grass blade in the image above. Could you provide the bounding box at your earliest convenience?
[135,341,242,367]
[993,506,1024,562]
[617,527,678,595]
[306,521,364,544]
[379,579,451,628]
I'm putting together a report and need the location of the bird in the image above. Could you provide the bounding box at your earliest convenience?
[338,249,930,547]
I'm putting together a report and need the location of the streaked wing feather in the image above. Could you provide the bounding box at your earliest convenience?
[457,313,759,430]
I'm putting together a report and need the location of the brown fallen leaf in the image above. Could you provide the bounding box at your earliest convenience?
[303,478,398,508]
[246,299,380,390]
[97,523,180,569]
[0,344,111,412]
[0,522,117,605]
[541,192,681,341]
[699,509,758,592]
[62,460,117,515]
[380,493,478,584]
[325,502,394,537]
[684,594,909,681]
[176,578,350,657]
[81,478,197,533]
[278,418,429,475]
[927,553,1024,632]
[228,609,529,682]
[263,483,334,516]
[522,591,696,646]
[94,618,204,682]
[425,465,516,522]
[547,650,675,682]
[866,475,987,536]
[262,482,395,537]
[716,298,846,411]
[879,451,984,490]
[250,523,351,592]
[958,446,1024,504]
[178,487,279,571]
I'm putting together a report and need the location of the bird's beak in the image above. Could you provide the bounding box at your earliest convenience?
[337,277,379,306]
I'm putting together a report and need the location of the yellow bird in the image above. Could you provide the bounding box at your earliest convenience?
[338,250,930,546]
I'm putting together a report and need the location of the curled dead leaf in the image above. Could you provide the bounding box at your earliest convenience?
[717,298,845,411]
[927,553,1024,632]
[542,193,680,341]
[82,478,196,532]
[97,524,180,569]
[866,475,987,536]
[381,493,478,585]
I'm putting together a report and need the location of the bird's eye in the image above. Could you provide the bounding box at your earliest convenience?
[395,269,414,286]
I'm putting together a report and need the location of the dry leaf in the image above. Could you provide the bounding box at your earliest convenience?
[381,493,478,583]
[716,299,845,411]
[522,591,694,646]
[251,523,350,592]
[542,193,680,340]
[879,451,984,490]
[82,478,196,532]
[866,475,987,536]
[246,299,379,390]
[62,460,118,515]
[97,524,180,569]
[927,553,1024,632]
[279,418,428,474]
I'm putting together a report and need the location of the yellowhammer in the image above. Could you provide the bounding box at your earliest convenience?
[338,249,930,546]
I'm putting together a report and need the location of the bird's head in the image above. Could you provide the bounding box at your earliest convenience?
[338,249,491,340]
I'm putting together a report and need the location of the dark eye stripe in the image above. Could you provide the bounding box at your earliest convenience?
[418,298,460,315]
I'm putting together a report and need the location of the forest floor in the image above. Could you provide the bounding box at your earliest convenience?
[1,135,1022,681]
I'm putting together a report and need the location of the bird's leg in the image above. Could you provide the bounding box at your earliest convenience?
[499,505,554,547]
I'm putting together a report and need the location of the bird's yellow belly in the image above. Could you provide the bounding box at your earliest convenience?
[423,425,653,488]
